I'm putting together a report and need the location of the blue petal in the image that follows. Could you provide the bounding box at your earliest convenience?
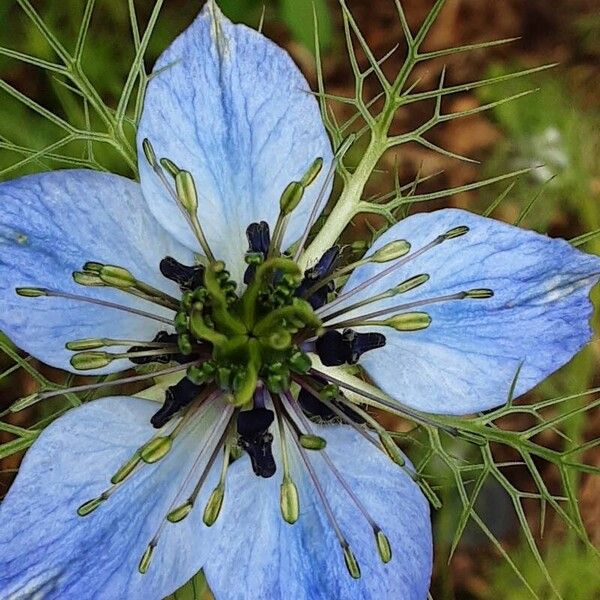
[137,2,333,282]
[204,424,432,599]
[0,170,194,373]
[0,396,224,600]
[329,208,600,414]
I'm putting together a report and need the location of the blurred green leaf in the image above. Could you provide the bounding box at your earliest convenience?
[280,0,333,51]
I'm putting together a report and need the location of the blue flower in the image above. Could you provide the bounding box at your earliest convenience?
[0,3,598,599]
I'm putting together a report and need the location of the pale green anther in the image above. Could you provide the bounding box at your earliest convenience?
[167,501,194,523]
[299,434,327,451]
[374,528,392,563]
[300,157,324,187]
[342,544,361,579]
[99,265,136,288]
[370,240,411,263]
[443,225,470,240]
[279,181,305,215]
[203,485,225,526]
[175,170,198,214]
[142,138,157,168]
[380,312,431,332]
[70,351,112,370]
[83,261,104,273]
[110,452,142,484]
[15,287,47,297]
[73,271,105,286]
[465,288,494,299]
[138,543,155,574]
[379,433,405,466]
[280,477,299,524]
[140,436,173,464]
[66,338,105,351]
[9,393,39,412]
[160,157,180,178]
[77,495,106,517]
[393,274,430,295]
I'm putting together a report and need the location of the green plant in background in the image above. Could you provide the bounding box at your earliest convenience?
[0,1,599,599]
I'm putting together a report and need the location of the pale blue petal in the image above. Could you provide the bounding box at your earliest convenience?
[137,2,333,283]
[0,396,224,600]
[0,170,194,373]
[205,424,432,599]
[330,208,600,414]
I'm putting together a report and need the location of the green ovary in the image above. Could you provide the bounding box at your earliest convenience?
[178,257,322,407]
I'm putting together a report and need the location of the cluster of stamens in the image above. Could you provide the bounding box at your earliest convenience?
[13,138,495,580]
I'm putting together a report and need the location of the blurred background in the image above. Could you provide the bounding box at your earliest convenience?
[1,1,599,598]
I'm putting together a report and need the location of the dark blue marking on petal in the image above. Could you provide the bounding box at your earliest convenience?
[150,376,204,428]
[296,245,340,309]
[237,407,276,478]
[244,222,271,284]
[315,329,386,367]
[160,256,204,290]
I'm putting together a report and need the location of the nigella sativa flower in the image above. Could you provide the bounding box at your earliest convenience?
[1,2,599,599]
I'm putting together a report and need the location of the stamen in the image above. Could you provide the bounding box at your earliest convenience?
[321,273,430,323]
[268,157,324,259]
[293,134,356,262]
[202,432,234,527]
[283,393,393,564]
[288,422,361,579]
[69,348,181,371]
[15,287,173,325]
[310,368,459,436]
[94,264,180,310]
[274,398,300,524]
[139,404,234,574]
[142,138,216,262]
[328,289,494,328]
[318,225,470,317]
[8,361,199,414]
[302,239,412,300]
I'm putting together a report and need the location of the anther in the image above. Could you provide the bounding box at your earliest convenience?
[16,287,173,324]
[370,240,411,263]
[441,225,470,240]
[280,476,300,524]
[203,485,225,527]
[140,436,173,463]
[77,493,108,517]
[138,541,156,574]
[377,312,432,332]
